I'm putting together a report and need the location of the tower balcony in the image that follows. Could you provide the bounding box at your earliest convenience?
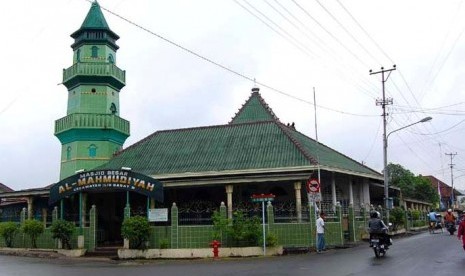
[55,113,130,137]
[62,63,126,90]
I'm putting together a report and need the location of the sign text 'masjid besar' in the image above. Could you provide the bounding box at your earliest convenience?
[49,170,163,204]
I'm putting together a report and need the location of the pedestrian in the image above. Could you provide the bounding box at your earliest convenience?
[316,211,325,253]
[457,211,465,251]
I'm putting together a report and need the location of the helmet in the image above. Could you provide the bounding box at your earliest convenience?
[370,211,380,219]
[448,209,452,213]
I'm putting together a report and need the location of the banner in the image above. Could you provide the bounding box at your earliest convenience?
[49,169,163,204]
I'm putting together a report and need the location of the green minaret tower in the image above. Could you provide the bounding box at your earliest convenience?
[55,2,130,180]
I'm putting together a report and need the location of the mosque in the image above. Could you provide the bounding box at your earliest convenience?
[0,2,387,251]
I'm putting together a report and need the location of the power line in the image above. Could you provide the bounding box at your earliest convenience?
[93,0,379,117]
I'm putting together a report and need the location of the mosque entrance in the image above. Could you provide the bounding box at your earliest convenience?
[88,192,125,246]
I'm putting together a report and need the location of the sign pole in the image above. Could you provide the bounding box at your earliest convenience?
[262,200,266,256]
[250,193,275,256]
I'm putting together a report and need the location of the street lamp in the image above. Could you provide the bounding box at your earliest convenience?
[383,116,432,223]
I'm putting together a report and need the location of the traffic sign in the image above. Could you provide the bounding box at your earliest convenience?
[251,193,275,203]
[306,178,320,193]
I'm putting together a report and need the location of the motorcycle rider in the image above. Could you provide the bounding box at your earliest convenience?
[428,209,438,228]
[445,209,456,224]
[368,211,391,247]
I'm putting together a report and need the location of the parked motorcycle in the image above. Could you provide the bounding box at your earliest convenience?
[445,221,456,235]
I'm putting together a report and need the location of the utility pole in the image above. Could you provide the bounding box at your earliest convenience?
[445,152,457,208]
[370,65,396,223]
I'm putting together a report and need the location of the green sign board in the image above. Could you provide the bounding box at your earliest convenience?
[49,169,163,204]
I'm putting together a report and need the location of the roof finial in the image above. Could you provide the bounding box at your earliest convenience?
[251,78,260,93]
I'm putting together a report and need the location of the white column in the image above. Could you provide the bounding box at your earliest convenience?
[359,180,364,207]
[27,197,34,219]
[294,181,302,222]
[349,178,354,206]
[331,172,337,210]
[363,179,371,210]
[225,185,234,219]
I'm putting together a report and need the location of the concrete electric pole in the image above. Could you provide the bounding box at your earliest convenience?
[445,152,457,208]
[370,65,396,223]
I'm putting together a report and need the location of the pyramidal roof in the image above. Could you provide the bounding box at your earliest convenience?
[99,88,381,179]
[229,88,279,124]
[71,1,119,41]
[81,1,110,30]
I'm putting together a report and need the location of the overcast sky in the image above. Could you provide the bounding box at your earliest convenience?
[1,0,465,192]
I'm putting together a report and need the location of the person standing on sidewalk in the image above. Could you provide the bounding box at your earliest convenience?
[316,212,326,253]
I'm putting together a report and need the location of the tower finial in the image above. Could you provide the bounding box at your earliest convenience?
[251,78,260,93]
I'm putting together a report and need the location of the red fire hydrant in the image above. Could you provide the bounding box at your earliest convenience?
[210,240,221,259]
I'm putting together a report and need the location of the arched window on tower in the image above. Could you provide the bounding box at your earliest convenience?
[108,54,114,64]
[66,146,72,161]
[91,46,99,58]
[110,103,117,114]
[88,144,97,158]
[76,49,81,62]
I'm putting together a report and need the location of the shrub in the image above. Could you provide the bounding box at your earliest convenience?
[50,219,75,249]
[411,210,420,220]
[259,232,278,247]
[211,210,262,247]
[121,216,151,249]
[389,207,405,231]
[22,220,44,248]
[159,238,169,249]
[0,221,19,248]
[212,210,230,241]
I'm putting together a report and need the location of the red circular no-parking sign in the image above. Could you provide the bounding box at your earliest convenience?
[306,179,320,193]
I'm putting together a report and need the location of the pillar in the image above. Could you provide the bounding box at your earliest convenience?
[89,205,97,252]
[225,185,234,219]
[42,208,47,226]
[81,193,87,227]
[150,198,156,208]
[52,206,58,222]
[362,179,371,210]
[331,172,337,210]
[171,203,179,249]
[294,181,302,222]
[27,197,34,219]
[349,179,354,206]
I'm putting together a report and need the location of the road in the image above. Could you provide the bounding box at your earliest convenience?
[0,231,464,276]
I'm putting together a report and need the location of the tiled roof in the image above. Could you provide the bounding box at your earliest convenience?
[100,90,382,179]
[0,183,14,193]
[80,2,110,30]
[424,175,463,197]
[229,89,279,124]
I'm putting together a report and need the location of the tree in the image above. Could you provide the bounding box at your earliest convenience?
[0,221,19,248]
[22,219,44,248]
[387,163,439,205]
[413,177,439,204]
[121,216,151,249]
[50,219,75,249]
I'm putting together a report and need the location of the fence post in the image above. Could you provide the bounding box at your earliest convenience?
[267,201,274,233]
[88,205,96,252]
[20,208,26,247]
[309,203,316,247]
[171,203,178,249]
[348,204,356,242]
[220,202,227,218]
[404,210,410,232]
[336,203,344,246]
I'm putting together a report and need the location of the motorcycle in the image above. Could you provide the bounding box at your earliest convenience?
[445,221,456,235]
[369,233,391,258]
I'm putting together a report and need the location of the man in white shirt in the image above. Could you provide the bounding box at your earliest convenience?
[316,212,325,253]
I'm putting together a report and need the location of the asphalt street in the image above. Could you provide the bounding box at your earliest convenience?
[0,231,464,276]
